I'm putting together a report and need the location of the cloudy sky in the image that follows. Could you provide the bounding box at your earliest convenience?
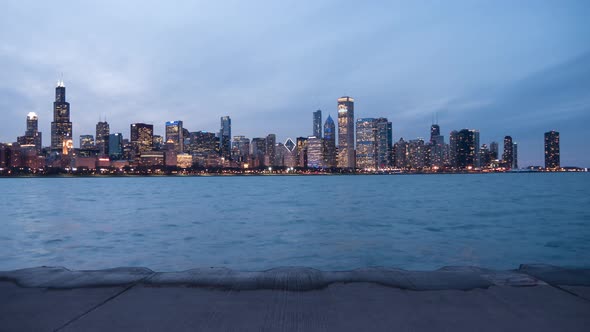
[1,0,589,166]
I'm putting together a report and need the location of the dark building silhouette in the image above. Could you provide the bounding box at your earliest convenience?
[544,130,560,169]
[220,116,231,159]
[455,129,480,169]
[50,81,72,151]
[313,110,322,138]
[502,136,513,169]
[323,115,336,168]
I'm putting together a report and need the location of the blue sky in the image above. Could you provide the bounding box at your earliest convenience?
[1,0,589,166]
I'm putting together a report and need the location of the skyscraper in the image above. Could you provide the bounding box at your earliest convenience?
[96,121,110,155]
[51,80,73,151]
[337,96,355,168]
[376,118,393,169]
[265,134,276,166]
[220,116,231,159]
[408,138,426,169]
[512,142,518,169]
[393,138,408,169]
[130,123,154,158]
[232,136,250,162]
[449,130,458,168]
[17,112,42,154]
[313,110,322,138]
[165,120,184,153]
[544,130,560,169]
[503,136,513,169]
[306,136,324,168]
[489,141,499,160]
[108,133,123,160]
[323,115,336,168]
[355,118,377,169]
[430,124,440,141]
[455,129,480,169]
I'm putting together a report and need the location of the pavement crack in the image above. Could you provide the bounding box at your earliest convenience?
[52,272,157,332]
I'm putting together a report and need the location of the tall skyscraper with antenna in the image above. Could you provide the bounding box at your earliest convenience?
[50,80,73,151]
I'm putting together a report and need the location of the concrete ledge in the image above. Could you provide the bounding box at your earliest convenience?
[4,264,587,291]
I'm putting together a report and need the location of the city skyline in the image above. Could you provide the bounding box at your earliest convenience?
[1,1,589,166]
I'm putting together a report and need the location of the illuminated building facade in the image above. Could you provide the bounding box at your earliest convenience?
[337,96,355,168]
[165,120,184,153]
[393,138,408,168]
[17,112,42,154]
[130,123,154,158]
[408,138,426,169]
[232,136,250,162]
[356,118,377,170]
[96,121,110,155]
[265,134,276,166]
[306,136,323,168]
[313,110,322,138]
[544,130,560,169]
[80,135,95,149]
[489,141,499,160]
[51,80,73,151]
[323,115,336,168]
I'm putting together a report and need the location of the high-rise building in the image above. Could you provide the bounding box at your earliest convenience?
[17,112,42,154]
[408,138,426,169]
[265,134,276,166]
[95,121,110,155]
[108,133,123,160]
[544,130,560,169]
[337,96,355,168]
[50,80,73,151]
[429,124,444,168]
[456,129,480,169]
[489,141,499,160]
[512,142,518,169]
[130,123,154,158]
[251,137,267,167]
[189,131,218,155]
[313,110,322,138]
[220,116,231,159]
[376,118,392,169]
[449,130,459,168]
[80,135,95,149]
[393,138,408,169]
[165,120,184,153]
[430,124,440,141]
[232,136,250,162]
[323,115,336,168]
[306,136,324,168]
[502,136,513,169]
[355,118,377,170]
[296,137,308,168]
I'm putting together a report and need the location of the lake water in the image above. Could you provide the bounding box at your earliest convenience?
[1,173,589,271]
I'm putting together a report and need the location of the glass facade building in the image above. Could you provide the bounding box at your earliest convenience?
[337,96,355,168]
[220,116,231,159]
[323,115,336,168]
[313,110,322,138]
[544,130,560,169]
[130,123,154,158]
[96,121,110,155]
[165,120,184,153]
[51,81,73,151]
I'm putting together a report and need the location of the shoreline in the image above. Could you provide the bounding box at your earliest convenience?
[2,264,589,290]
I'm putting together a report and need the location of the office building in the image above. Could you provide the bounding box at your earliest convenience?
[544,130,560,169]
[408,138,426,169]
[165,120,184,153]
[512,142,518,169]
[220,116,231,159]
[503,136,513,169]
[80,135,95,149]
[456,129,480,169]
[393,138,408,169]
[306,136,324,168]
[50,80,73,151]
[96,121,110,155]
[17,112,42,154]
[313,110,322,138]
[489,141,499,160]
[376,118,392,169]
[355,118,377,170]
[337,96,355,168]
[108,133,123,160]
[323,115,336,168]
[130,123,154,158]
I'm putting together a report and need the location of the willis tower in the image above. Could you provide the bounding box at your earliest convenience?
[51,80,73,151]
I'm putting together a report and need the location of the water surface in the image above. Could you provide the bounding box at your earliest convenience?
[1,173,588,271]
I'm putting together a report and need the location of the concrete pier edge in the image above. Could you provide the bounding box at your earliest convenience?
[1,264,589,291]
